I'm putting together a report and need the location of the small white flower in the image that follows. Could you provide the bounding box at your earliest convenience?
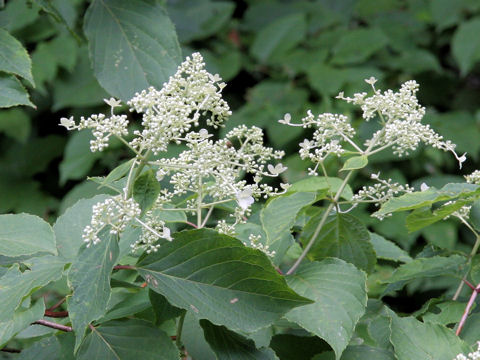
[162,226,172,241]
[365,77,377,85]
[267,163,287,175]
[104,97,122,108]
[420,182,429,191]
[59,116,75,130]
[279,113,291,124]
[236,188,254,210]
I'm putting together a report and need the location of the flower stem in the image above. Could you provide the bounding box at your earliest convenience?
[176,312,186,351]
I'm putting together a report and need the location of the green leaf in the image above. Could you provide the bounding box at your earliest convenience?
[0,255,64,322]
[369,232,412,263]
[422,301,466,325]
[0,213,57,257]
[149,290,184,325]
[406,200,470,232]
[287,176,353,200]
[200,319,278,360]
[452,17,480,76]
[83,0,182,102]
[331,28,388,65]
[0,73,34,108]
[459,313,480,346]
[0,28,34,86]
[0,108,30,142]
[54,195,110,261]
[100,159,135,188]
[341,155,368,171]
[167,0,235,42]
[382,255,466,284]
[98,288,151,324]
[375,183,480,217]
[390,314,471,360]
[260,192,317,264]
[137,228,312,333]
[133,169,161,213]
[182,311,216,360]
[250,13,307,63]
[14,333,75,360]
[269,334,330,360]
[300,213,376,273]
[285,259,367,360]
[77,319,178,360]
[67,232,119,351]
[0,300,45,347]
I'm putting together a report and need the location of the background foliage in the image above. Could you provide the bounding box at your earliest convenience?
[2,0,480,359]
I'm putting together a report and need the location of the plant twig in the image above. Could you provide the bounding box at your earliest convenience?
[456,282,480,336]
[1,347,21,353]
[47,297,66,311]
[113,265,135,270]
[44,310,69,318]
[33,319,72,332]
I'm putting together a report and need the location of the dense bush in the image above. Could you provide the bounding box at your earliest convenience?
[2,0,480,359]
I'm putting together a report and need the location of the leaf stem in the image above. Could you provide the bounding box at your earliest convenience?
[32,319,72,332]
[176,312,186,351]
[286,170,355,275]
[456,282,480,336]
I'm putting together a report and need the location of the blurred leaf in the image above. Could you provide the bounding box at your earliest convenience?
[260,192,317,264]
[0,300,45,348]
[250,13,307,63]
[369,232,412,263]
[0,108,30,142]
[67,231,119,351]
[0,0,40,32]
[0,28,34,86]
[269,334,330,360]
[0,256,64,322]
[77,319,178,360]
[422,301,466,325]
[83,0,181,102]
[167,0,235,42]
[133,169,161,213]
[452,17,480,76]
[390,49,441,74]
[33,0,74,31]
[300,213,376,273]
[200,319,278,359]
[287,176,353,200]
[285,259,367,360]
[59,131,103,185]
[331,28,388,65]
[137,228,312,333]
[54,194,110,261]
[202,47,241,81]
[390,314,471,360]
[0,213,56,257]
[459,313,480,346]
[421,221,457,249]
[0,73,34,108]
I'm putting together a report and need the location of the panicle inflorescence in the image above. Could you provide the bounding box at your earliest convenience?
[453,342,480,360]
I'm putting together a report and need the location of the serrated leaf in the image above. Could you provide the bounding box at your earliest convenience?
[77,319,178,360]
[341,155,368,171]
[67,232,119,351]
[0,73,34,108]
[0,256,64,322]
[133,169,160,213]
[300,213,376,273]
[390,314,471,360]
[200,319,278,360]
[452,17,480,76]
[250,13,307,63]
[0,213,57,257]
[137,228,312,333]
[287,176,353,200]
[369,232,412,263]
[0,300,45,347]
[54,195,110,262]
[332,28,388,65]
[260,192,317,264]
[83,0,181,102]
[285,259,367,360]
[375,183,480,217]
[0,28,34,86]
[382,255,466,284]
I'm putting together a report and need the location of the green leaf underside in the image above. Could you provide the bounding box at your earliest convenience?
[0,213,57,257]
[0,300,45,347]
[83,0,182,102]
[0,28,34,86]
[133,169,161,213]
[200,320,278,360]
[0,73,34,108]
[0,256,64,322]
[390,315,471,360]
[369,232,412,263]
[301,213,376,273]
[287,176,353,200]
[285,259,367,360]
[341,155,368,171]
[375,183,480,217]
[77,319,178,360]
[137,228,312,333]
[67,232,119,351]
[261,192,317,264]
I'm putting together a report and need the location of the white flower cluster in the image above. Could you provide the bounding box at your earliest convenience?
[128,53,231,154]
[83,196,141,247]
[131,210,172,254]
[244,234,276,258]
[453,342,480,360]
[352,173,414,219]
[466,170,480,185]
